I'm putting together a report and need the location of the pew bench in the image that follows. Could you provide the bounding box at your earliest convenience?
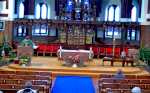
[0,70,52,93]
[102,57,134,67]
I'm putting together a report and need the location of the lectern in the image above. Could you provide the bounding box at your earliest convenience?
[17,46,33,66]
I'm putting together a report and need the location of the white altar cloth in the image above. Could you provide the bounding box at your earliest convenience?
[57,49,93,62]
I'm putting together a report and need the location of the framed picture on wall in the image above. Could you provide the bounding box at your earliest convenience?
[0,20,5,31]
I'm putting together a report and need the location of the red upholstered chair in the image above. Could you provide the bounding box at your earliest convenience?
[124,47,129,57]
[106,47,113,57]
[51,44,60,56]
[114,47,121,58]
[99,47,106,57]
[37,44,47,56]
[45,45,53,56]
[92,46,99,58]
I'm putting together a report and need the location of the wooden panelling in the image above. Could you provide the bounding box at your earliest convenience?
[140,25,150,47]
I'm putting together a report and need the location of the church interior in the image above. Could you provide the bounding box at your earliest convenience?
[0,0,150,93]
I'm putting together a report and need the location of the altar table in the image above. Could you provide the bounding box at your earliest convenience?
[57,49,93,62]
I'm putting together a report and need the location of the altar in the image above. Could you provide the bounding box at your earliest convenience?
[57,49,93,62]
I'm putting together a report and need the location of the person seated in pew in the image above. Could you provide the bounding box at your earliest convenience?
[17,81,37,93]
[0,90,3,93]
[106,88,113,93]
[113,69,125,80]
[131,87,141,93]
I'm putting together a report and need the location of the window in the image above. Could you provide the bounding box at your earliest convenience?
[105,5,120,22]
[105,5,121,39]
[66,0,74,12]
[115,6,120,21]
[114,27,121,39]
[83,0,89,9]
[127,29,136,40]
[41,4,47,19]
[32,25,48,36]
[105,27,121,39]
[35,3,48,19]
[35,4,40,19]
[49,28,57,36]
[97,28,104,38]
[105,26,113,38]
[17,26,26,36]
[105,8,108,21]
[19,2,24,18]
[108,6,114,21]
[131,6,137,22]
[0,21,5,31]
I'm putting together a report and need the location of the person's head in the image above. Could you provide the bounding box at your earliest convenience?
[25,81,32,88]
[113,69,125,79]
[131,87,141,93]
[23,81,33,93]
[116,69,123,74]
[106,88,112,93]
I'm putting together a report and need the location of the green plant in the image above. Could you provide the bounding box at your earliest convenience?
[19,56,30,65]
[9,52,16,59]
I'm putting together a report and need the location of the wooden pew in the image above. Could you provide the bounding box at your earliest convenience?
[103,57,134,66]
[0,70,52,93]
[99,75,150,93]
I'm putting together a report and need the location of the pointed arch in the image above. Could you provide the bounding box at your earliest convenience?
[19,2,24,18]
[41,4,47,19]
[105,8,108,21]
[115,6,120,21]
[108,6,114,21]
[35,4,41,19]
[131,6,137,22]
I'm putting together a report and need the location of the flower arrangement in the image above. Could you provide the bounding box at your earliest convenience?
[72,54,80,64]
[64,54,81,67]
[19,55,30,66]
